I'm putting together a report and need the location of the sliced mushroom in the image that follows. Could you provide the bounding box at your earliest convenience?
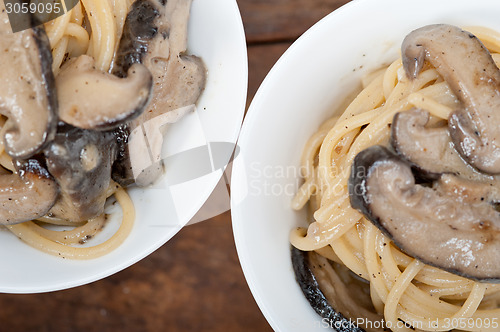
[291,247,371,332]
[0,7,57,158]
[44,125,118,222]
[349,145,500,281]
[112,0,206,186]
[112,0,160,78]
[56,55,152,130]
[392,109,495,178]
[391,109,500,201]
[392,108,463,180]
[402,24,500,174]
[113,0,206,122]
[0,159,58,225]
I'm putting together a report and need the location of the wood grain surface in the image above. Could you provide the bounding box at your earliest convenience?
[0,1,350,331]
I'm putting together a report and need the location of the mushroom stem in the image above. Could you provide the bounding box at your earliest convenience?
[349,145,500,281]
[56,55,152,131]
[111,0,206,186]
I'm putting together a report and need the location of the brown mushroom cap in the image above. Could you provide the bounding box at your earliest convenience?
[391,109,500,180]
[113,0,206,126]
[349,145,500,282]
[0,159,58,225]
[391,108,463,179]
[0,8,57,159]
[291,247,372,332]
[391,108,500,202]
[402,24,500,174]
[111,0,206,187]
[56,55,152,131]
[45,125,118,222]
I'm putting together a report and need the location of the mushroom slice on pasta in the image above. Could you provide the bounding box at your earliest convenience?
[113,0,206,120]
[349,145,500,281]
[291,247,383,332]
[56,55,153,131]
[402,24,500,174]
[391,108,500,201]
[391,108,467,180]
[111,0,207,187]
[45,125,118,223]
[0,159,58,225]
[0,7,57,159]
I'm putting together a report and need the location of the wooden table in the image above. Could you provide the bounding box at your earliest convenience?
[0,1,349,330]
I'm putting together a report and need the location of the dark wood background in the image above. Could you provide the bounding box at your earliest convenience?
[0,1,349,331]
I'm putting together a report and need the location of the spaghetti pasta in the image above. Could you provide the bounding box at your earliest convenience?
[6,185,135,259]
[45,0,135,73]
[291,27,500,332]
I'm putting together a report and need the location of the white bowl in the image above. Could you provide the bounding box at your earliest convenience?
[0,0,247,293]
[231,0,500,330]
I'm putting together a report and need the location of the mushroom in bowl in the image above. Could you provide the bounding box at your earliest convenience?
[289,24,500,332]
[0,0,246,294]
[0,0,206,260]
[231,2,500,332]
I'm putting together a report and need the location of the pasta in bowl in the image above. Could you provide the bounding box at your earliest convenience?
[231,0,500,331]
[290,24,500,331]
[0,0,247,293]
[1,0,206,258]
